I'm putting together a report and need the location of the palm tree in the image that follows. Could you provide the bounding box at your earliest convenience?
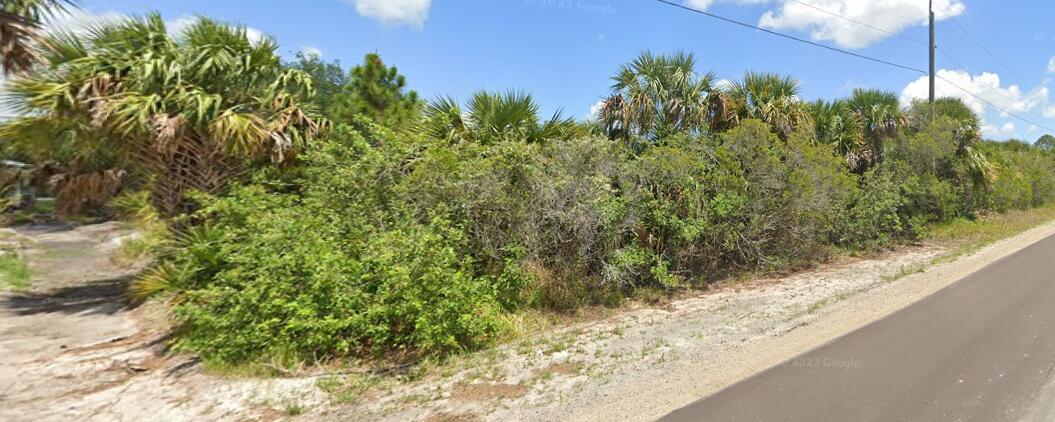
[599,51,716,140]
[1036,134,1055,151]
[845,88,907,165]
[424,90,579,145]
[713,72,812,137]
[908,97,980,152]
[1,14,325,217]
[907,97,993,185]
[0,0,73,74]
[809,99,869,171]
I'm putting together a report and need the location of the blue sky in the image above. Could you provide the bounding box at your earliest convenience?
[59,0,1055,140]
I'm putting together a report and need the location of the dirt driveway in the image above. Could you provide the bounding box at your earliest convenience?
[0,223,319,422]
[4,220,1055,422]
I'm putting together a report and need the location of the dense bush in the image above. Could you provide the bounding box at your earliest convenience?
[399,120,854,305]
[106,47,1055,366]
[620,122,853,285]
[834,166,910,248]
[166,124,508,364]
[152,111,1055,365]
[7,11,1055,367]
[980,140,1055,210]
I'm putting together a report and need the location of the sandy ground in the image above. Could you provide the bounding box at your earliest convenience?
[0,223,321,422]
[337,246,944,421]
[329,221,1055,421]
[1025,375,1055,422]
[1,220,1054,421]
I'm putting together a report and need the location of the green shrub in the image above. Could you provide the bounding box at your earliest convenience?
[149,112,1055,366]
[163,124,507,365]
[0,252,31,290]
[712,122,852,268]
[398,134,627,307]
[623,121,853,281]
[174,212,504,363]
[624,137,729,284]
[987,168,1033,212]
[834,164,917,248]
[986,141,1055,208]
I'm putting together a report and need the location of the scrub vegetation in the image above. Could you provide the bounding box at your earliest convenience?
[3,10,1055,367]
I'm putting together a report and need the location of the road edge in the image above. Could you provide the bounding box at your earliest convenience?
[561,219,1055,422]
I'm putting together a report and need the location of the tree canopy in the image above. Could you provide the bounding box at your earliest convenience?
[1,13,325,216]
[1036,134,1055,151]
[0,0,73,74]
[599,51,716,140]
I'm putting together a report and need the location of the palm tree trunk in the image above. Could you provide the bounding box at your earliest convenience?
[143,134,237,218]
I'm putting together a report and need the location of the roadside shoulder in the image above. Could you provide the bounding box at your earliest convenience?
[545,219,1055,422]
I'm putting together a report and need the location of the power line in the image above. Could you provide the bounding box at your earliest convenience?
[932,3,1031,87]
[935,75,1055,132]
[650,0,1055,133]
[784,0,970,74]
[936,48,971,72]
[787,0,925,46]
[651,0,928,75]
[789,0,1052,131]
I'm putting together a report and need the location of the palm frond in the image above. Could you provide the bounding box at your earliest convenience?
[3,12,323,217]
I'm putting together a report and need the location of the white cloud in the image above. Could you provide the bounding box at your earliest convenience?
[166,14,196,37]
[43,8,126,34]
[1048,56,1055,74]
[901,69,1055,139]
[1029,125,1039,133]
[350,0,431,28]
[900,69,1048,117]
[759,0,966,49]
[46,11,268,45]
[1043,106,1055,119]
[680,0,967,49]
[0,74,16,119]
[685,0,715,9]
[684,0,771,11]
[982,122,1016,137]
[166,15,267,44]
[587,99,606,121]
[300,46,323,58]
[1001,122,1015,135]
[244,28,266,45]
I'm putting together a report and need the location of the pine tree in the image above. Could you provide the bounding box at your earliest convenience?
[332,53,422,130]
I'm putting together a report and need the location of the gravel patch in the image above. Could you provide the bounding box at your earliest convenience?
[6,219,1054,422]
[334,247,950,420]
[332,219,1055,421]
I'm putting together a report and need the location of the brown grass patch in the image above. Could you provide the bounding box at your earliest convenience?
[424,412,480,422]
[451,382,528,402]
[532,362,582,378]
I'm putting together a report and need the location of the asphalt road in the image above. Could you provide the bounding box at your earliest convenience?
[661,234,1055,422]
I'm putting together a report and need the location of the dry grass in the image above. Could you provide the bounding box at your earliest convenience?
[928,203,1055,259]
[0,252,31,290]
[451,382,528,402]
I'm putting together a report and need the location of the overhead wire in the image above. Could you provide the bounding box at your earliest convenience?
[787,0,973,74]
[931,2,1031,87]
[650,0,929,75]
[650,0,1055,132]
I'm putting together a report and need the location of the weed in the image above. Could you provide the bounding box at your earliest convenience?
[0,252,31,291]
[316,373,378,404]
[929,203,1055,258]
[282,402,305,416]
[806,298,830,314]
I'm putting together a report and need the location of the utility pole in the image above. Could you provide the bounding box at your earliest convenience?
[929,0,936,104]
